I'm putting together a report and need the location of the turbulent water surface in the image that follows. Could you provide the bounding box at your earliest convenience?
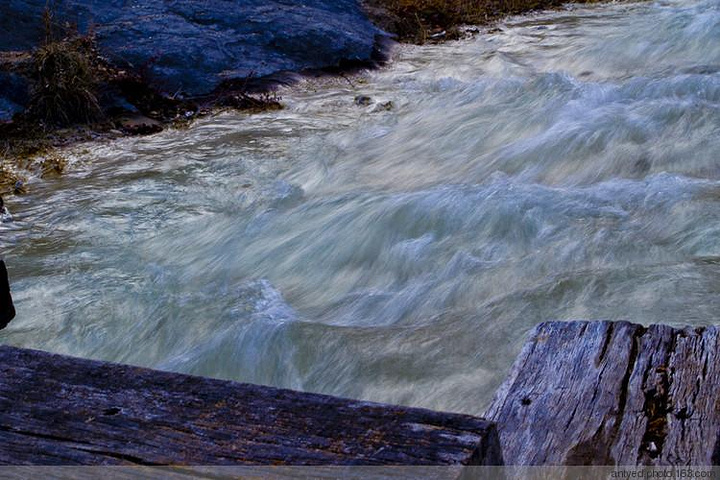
[2,0,719,414]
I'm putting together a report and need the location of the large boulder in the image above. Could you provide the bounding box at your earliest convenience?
[0,71,29,122]
[0,0,384,96]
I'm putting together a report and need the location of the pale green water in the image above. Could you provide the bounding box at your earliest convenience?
[2,0,720,414]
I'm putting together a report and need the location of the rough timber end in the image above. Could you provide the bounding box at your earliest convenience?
[487,320,720,466]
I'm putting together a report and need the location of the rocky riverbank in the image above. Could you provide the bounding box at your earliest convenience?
[0,0,386,115]
[0,0,389,193]
[0,0,606,194]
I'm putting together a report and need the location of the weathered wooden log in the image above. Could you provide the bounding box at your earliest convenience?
[0,345,502,469]
[486,321,720,466]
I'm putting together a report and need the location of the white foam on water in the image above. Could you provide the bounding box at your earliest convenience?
[2,0,719,413]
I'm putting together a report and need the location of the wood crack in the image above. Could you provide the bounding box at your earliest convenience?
[488,321,720,466]
[0,424,93,446]
[596,322,615,367]
[637,330,675,464]
[70,447,166,466]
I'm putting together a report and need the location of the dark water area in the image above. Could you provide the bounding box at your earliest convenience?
[1,0,719,414]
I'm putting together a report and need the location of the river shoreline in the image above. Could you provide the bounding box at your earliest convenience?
[0,0,612,196]
[2,0,718,418]
[0,0,388,194]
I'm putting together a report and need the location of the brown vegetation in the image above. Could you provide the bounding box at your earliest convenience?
[367,0,601,42]
[27,36,103,126]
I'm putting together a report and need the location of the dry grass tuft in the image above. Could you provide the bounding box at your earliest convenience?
[27,36,103,126]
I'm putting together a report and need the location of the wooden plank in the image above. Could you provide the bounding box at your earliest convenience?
[0,345,502,468]
[486,321,720,466]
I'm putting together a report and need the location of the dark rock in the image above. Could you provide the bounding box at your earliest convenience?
[116,114,164,136]
[97,84,139,116]
[13,181,27,195]
[0,0,386,96]
[0,259,16,330]
[377,100,394,111]
[355,95,373,106]
[0,97,22,123]
[0,197,10,223]
[0,71,30,122]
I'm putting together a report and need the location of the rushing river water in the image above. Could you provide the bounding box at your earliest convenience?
[1,0,720,414]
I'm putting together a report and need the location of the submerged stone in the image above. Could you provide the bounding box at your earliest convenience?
[117,115,164,136]
[355,95,373,106]
[0,71,29,122]
[0,196,12,223]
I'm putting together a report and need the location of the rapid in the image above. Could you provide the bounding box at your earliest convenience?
[1,0,719,414]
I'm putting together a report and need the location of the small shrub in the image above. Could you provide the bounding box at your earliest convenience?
[28,36,102,126]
